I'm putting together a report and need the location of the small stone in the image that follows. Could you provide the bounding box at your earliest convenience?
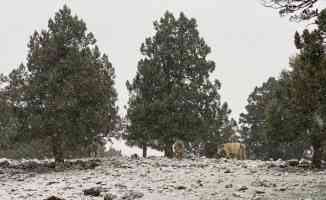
[237,185,248,191]
[130,154,140,159]
[255,189,265,194]
[0,160,10,168]
[287,159,299,167]
[46,181,58,186]
[176,185,187,190]
[83,187,102,196]
[225,184,233,188]
[298,159,311,168]
[44,196,65,200]
[121,190,144,199]
[224,169,232,173]
[232,192,243,198]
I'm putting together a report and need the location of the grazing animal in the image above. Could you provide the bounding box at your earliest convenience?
[173,140,185,160]
[218,143,246,160]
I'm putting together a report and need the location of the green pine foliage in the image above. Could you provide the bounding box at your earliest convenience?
[3,5,119,164]
[287,10,326,167]
[126,12,230,158]
[239,74,307,160]
[240,9,326,167]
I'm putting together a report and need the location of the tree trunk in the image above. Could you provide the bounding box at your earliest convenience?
[312,139,322,168]
[52,134,64,165]
[164,144,173,158]
[142,144,147,158]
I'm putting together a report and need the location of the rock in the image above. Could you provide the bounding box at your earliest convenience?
[237,185,248,191]
[121,190,144,200]
[270,159,287,168]
[287,159,299,167]
[298,159,311,168]
[0,160,10,168]
[279,162,287,168]
[225,184,233,188]
[197,179,203,186]
[241,164,248,168]
[279,187,287,191]
[44,196,65,200]
[88,159,101,169]
[83,187,102,196]
[130,154,140,159]
[104,193,117,200]
[176,185,187,190]
[46,181,59,186]
[224,169,232,173]
[114,183,127,189]
[255,189,265,194]
[232,192,243,198]
[21,161,39,170]
[251,179,276,188]
[62,186,74,190]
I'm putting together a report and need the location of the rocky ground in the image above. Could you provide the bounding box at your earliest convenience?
[1,157,326,200]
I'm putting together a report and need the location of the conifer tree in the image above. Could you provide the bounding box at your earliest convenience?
[288,9,326,167]
[126,12,226,157]
[7,5,118,164]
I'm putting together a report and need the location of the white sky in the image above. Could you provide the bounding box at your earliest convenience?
[1,0,324,120]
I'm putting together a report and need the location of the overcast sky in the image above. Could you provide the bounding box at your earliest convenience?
[1,1,324,120]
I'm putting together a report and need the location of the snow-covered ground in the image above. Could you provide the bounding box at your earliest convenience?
[1,157,326,200]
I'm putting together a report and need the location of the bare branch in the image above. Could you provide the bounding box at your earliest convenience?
[261,0,319,21]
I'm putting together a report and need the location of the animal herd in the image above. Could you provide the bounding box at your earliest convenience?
[172,141,247,160]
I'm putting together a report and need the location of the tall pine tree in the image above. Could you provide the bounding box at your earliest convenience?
[8,5,119,164]
[288,9,326,167]
[126,12,227,158]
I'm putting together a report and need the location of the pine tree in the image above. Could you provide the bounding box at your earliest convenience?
[288,10,326,167]
[239,74,305,160]
[126,12,226,158]
[7,5,118,164]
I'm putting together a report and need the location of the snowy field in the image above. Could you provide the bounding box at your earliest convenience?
[1,157,326,200]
